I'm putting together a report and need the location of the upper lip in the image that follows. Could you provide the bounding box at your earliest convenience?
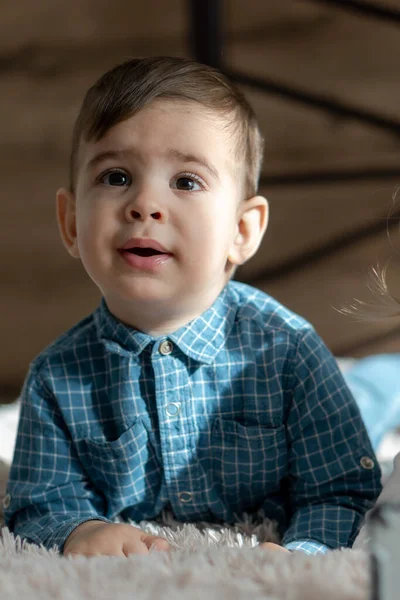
[120,238,170,253]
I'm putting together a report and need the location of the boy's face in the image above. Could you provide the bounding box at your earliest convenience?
[57,99,267,332]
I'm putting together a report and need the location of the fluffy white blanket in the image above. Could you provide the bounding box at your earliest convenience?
[0,523,370,600]
[0,396,381,600]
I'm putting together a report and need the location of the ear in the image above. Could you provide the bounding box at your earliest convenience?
[228,196,269,266]
[56,188,80,258]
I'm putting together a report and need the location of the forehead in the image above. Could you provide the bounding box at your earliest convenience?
[78,99,238,173]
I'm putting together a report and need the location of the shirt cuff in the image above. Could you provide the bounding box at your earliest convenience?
[284,539,330,555]
[46,516,111,552]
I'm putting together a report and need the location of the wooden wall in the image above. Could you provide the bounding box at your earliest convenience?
[2,0,400,400]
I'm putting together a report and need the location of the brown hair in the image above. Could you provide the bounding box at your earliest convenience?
[69,56,264,198]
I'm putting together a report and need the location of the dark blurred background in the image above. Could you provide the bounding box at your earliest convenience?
[2,0,400,402]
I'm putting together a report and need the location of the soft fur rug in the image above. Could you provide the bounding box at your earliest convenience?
[0,397,378,600]
[0,520,371,600]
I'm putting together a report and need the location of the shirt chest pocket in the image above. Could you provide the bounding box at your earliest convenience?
[76,419,161,516]
[211,417,288,510]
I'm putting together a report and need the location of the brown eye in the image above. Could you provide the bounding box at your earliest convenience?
[173,175,203,191]
[176,177,195,190]
[102,171,131,186]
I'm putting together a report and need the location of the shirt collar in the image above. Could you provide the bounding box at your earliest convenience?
[94,284,237,364]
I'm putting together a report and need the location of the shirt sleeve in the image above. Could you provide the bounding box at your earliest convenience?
[284,539,330,555]
[282,326,382,550]
[3,365,111,551]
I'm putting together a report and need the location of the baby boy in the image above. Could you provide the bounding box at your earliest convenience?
[4,56,381,557]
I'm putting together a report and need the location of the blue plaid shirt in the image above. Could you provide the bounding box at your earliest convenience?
[4,282,381,554]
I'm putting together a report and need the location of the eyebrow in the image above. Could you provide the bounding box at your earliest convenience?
[86,147,220,181]
[166,148,220,180]
[86,149,132,171]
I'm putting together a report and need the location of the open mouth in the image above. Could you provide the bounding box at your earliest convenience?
[125,248,165,257]
[119,239,171,268]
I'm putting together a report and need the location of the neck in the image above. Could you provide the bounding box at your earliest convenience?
[105,285,228,337]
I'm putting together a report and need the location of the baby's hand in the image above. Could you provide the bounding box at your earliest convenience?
[258,542,290,553]
[63,520,170,558]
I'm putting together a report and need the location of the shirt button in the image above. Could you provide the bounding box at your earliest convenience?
[159,340,173,355]
[178,491,192,503]
[360,456,375,470]
[165,403,181,417]
[2,493,11,509]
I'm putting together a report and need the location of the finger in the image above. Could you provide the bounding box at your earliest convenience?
[64,540,126,558]
[143,535,170,552]
[66,549,126,558]
[123,540,150,557]
[64,551,82,559]
[258,542,289,553]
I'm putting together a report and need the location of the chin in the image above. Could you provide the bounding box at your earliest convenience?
[116,282,176,305]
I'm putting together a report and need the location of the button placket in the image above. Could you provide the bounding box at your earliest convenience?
[152,341,201,514]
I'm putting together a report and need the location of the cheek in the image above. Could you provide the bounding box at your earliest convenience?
[183,211,237,261]
[74,208,107,264]
[185,193,237,234]
[76,201,112,238]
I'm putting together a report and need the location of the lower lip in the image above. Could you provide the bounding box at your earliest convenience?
[119,250,172,271]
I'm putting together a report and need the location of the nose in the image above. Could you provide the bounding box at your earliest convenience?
[128,208,163,221]
[124,188,165,222]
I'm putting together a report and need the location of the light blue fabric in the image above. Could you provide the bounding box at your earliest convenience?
[342,355,400,450]
[285,539,329,555]
[4,282,381,553]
